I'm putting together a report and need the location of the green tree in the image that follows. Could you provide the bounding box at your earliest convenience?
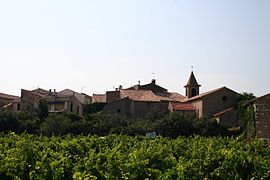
[36,99,49,122]
[40,114,71,136]
[237,92,256,140]
[83,102,107,115]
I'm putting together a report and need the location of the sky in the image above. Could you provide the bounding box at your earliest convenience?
[0,0,269,97]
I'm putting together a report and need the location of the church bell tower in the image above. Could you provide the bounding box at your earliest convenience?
[184,71,201,98]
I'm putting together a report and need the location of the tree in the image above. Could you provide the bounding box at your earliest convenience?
[83,103,107,115]
[236,92,256,140]
[36,99,48,122]
[40,114,71,136]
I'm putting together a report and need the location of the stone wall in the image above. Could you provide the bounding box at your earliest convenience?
[254,94,270,139]
[202,88,238,118]
[103,98,169,118]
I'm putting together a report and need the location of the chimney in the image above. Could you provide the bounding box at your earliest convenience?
[49,89,52,95]
[151,79,156,84]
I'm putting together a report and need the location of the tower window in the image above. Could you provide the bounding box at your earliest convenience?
[77,106,80,114]
[70,103,73,112]
[222,96,227,103]
[191,88,197,97]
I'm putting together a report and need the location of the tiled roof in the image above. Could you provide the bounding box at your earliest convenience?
[183,86,237,102]
[22,89,47,98]
[58,89,87,104]
[121,90,171,102]
[212,107,234,117]
[11,97,21,103]
[245,93,270,106]
[125,79,168,92]
[0,92,19,100]
[185,71,200,87]
[32,88,49,95]
[170,102,195,111]
[167,92,185,102]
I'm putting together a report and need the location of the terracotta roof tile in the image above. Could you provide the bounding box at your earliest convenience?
[167,92,185,102]
[183,86,238,102]
[212,107,234,117]
[171,102,195,111]
[121,90,171,102]
[0,92,19,100]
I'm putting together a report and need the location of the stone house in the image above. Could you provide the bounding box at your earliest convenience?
[0,92,19,109]
[43,94,83,115]
[104,80,185,117]
[181,72,239,128]
[168,102,196,118]
[247,93,270,140]
[103,89,173,117]
[103,72,239,128]
[6,88,91,116]
[92,94,106,103]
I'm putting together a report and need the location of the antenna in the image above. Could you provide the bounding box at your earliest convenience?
[151,72,155,79]
[81,87,85,93]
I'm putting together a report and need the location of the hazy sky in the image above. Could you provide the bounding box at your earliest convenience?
[0,0,269,96]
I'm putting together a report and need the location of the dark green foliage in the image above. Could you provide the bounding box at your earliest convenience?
[0,133,270,179]
[17,112,39,134]
[83,102,107,115]
[236,92,256,140]
[40,114,71,136]
[61,112,82,122]
[0,110,234,138]
[36,99,48,122]
[0,112,19,132]
[156,112,194,138]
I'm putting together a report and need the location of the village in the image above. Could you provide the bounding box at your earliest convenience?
[1,71,269,140]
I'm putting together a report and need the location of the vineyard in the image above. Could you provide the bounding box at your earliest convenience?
[1,133,270,179]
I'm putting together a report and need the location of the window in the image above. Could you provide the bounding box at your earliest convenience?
[77,106,80,114]
[17,104,20,111]
[70,103,73,112]
[191,88,197,97]
[222,96,227,103]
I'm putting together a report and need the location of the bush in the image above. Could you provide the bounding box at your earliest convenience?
[0,111,19,132]
[40,114,71,136]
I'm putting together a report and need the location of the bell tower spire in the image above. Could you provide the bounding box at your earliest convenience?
[184,70,201,98]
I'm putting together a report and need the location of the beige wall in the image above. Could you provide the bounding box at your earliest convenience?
[66,96,83,116]
[202,88,238,118]
[191,100,203,118]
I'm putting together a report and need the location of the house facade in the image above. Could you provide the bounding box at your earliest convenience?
[247,93,270,140]
[103,72,239,128]
[104,88,174,117]
[6,88,91,116]
[0,92,19,108]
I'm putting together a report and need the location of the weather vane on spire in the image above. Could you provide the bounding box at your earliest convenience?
[191,66,194,72]
[151,72,155,79]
